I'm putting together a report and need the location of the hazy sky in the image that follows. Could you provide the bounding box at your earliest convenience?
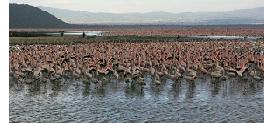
[9,0,264,13]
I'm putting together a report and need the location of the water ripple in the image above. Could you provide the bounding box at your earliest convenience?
[10,77,264,122]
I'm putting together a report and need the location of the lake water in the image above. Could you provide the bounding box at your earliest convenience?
[47,31,103,36]
[10,30,263,40]
[190,35,263,40]
[9,76,264,122]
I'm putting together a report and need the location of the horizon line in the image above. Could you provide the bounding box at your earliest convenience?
[9,3,264,14]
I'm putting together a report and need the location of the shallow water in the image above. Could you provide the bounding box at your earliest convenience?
[9,76,264,122]
[191,35,263,40]
[47,31,103,36]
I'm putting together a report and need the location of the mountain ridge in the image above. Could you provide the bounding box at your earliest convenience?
[10,3,70,28]
[39,6,264,25]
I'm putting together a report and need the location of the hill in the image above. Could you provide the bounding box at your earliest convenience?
[39,6,264,25]
[10,3,69,28]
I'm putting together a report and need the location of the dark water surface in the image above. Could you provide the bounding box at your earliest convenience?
[10,76,264,122]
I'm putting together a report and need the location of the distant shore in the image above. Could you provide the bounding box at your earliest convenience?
[9,25,264,38]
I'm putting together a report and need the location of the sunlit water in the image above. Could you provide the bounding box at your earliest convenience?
[190,35,263,40]
[46,31,103,36]
[9,76,264,122]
